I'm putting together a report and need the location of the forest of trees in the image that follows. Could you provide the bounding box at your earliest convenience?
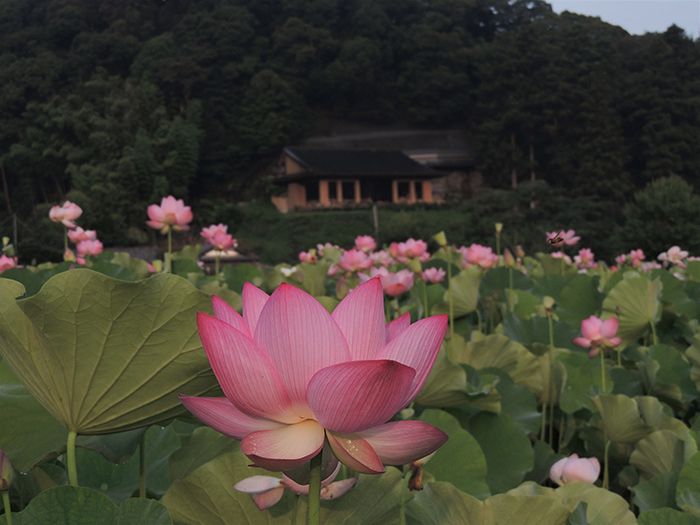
[1,0,699,257]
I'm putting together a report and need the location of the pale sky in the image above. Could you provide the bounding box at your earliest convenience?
[547,0,699,38]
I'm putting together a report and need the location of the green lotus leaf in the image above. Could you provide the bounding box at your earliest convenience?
[406,481,571,525]
[636,396,693,438]
[88,262,136,281]
[222,263,265,294]
[592,394,655,444]
[0,359,67,472]
[436,266,482,318]
[649,269,696,318]
[638,507,700,525]
[553,483,638,525]
[643,345,697,405]
[677,450,700,517]
[602,276,661,348]
[454,333,542,399]
[485,370,541,436]
[629,430,695,482]
[0,485,172,525]
[512,290,541,317]
[198,281,242,313]
[468,412,534,494]
[0,269,45,297]
[556,274,603,329]
[0,270,218,435]
[294,261,330,297]
[76,425,180,503]
[420,409,490,499]
[536,254,579,277]
[523,441,560,485]
[558,350,606,414]
[163,450,405,524]
[686,334,700,391]
[168,426,239,483]
[416,345,471,407]
[631,471,679,512]
[107,253,152,281]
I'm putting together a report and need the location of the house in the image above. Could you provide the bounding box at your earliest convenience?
[272,148,443,212]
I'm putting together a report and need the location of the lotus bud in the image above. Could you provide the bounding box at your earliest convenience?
[550,454,600,485]
[503,248,515,268]
[433,231,447,247]
[1,237,8,248]
[63,247,76,262]
[0,449,14,492]
[515,245,525,259]
[408,258,422,273]
[495,223,503,234]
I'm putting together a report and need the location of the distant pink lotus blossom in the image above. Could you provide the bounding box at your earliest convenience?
[49,201,82,228]
[0,255,16,272]
[201,224,228,242]
[546,229,580,246]
[299,251,318,263]
[574,248,597,269]
[550,454,600,485]
[316,242,339,257]
[390,239,430,264]
[422,267,446,283]
[234,465,356,510]
[370,249,395,267]
[573,315,622,358]
[615,249,646,268]
[550,251,572,264]
[338,249,373,273]
[146,196,193,234]
[354,235,377,253]
[76,239,103,258]
[180,278,448,477]
[658,246,688,268]
[68,227,97,243]
[460,244,498,270]
[209,231,235,251]
[361,266,415,296]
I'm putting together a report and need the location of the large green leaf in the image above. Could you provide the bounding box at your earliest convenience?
[592,394,655,445]
[168,426,239,483]
[0,360,67,472]
[415,346,470,407]
[420,409,490,499]
[631,472,679,512]
[558,351,606,414]
[0,270,218,435]
[602,276,661,347]
[677,451,700,517]
[435,266,482,318]
[630,430,692,481]
[468,412,534,494]
[0,485,172,525]
[638,507,700,525]
[556,274,603,329]
[406,482,570,525]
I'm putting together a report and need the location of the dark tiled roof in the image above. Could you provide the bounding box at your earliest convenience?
[282,148,440,179]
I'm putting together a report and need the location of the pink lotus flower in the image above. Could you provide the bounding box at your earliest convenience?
[546,230,580,246]
[76,239,103,257]
[574,248,597,270]
[338,249,373,273]
[361,267,415,296]
[550,454,600,485]
[299,250,318,263]
[354,235,377,253]
[658,246,688,268]
[68,227,97,243]
[209,231,235,251]
[573,316,622,358]
[49,201,82,228]
[0,255,16,272]
[234,464,356,510]
[0,448,14,491]
[201,223,228,241]
[146,196,193,234]
[370,249,395,267]
[180,278,448,476]
[460,244,498,270]
[550,251,572,264]
[422,267,446,284]
[390,239,430,264]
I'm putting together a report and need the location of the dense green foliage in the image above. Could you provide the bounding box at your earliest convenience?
[0,0,699,259]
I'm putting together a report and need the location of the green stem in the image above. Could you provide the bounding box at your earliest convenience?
[399,468,411,525]
[63,226,68,253]
[67,429,78,486]
[650,320,658,345]
[139,433,146,498]
[423,282,429,319]
[167,229,172,273]
[603,438,611,490]
[215,253,220,277]
[508,267,514,312]
[447,249,454,356]
[540,399,547,442]
[496,233,501,263]
[600,350,607,393]
[617,349,622,368]
[307,450,322,525]
[2,491,12,525]
[547,314,555,446]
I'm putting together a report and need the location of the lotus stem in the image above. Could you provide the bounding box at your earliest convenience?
[447,248,454,355]
[600,350,606,393]
[167,229,172,274]
[215,253,220,277]
[307,450,322,525]
[547,314,555,446]
[423,282,429,319]
[540,402,547,442]
[603,439,611,490]
[139,433,146,498]
[63,226,68,253]
[2,491,12,525]
[67,429,78,486]
[508,267,514,312]
[650,320,658,345]
[399,467,411,525]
